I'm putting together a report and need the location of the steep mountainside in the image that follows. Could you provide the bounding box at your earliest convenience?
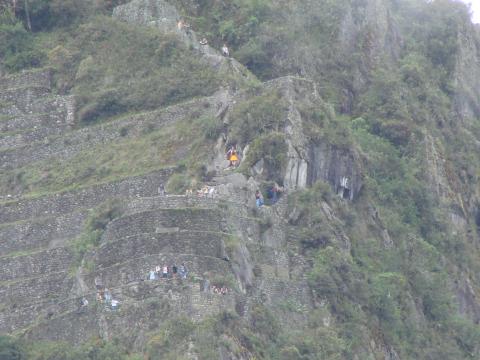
[1,0,480,359]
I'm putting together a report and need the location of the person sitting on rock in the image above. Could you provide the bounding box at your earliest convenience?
[177,19,184,30]
[199,38,208,45]
[110,299,119,311]
[222,43,230,57]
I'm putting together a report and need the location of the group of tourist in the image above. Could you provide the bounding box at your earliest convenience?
[185,185,217,198]
[94,278,120,311]
[148,263,188,280]
[211,285,229,295]
[256,184,283,208]
[201,278,230,295]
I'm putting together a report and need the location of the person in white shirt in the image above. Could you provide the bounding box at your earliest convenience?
[222,44,229,57]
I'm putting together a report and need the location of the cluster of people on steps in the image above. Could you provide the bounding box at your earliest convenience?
[177,18,229,57]
[212,285,229,295]
[148,263,188,280]
[185,185,217,197]
[94,277,120,311]
[77,263,229,314]
[201,278,230,295]
[256,184,283,207]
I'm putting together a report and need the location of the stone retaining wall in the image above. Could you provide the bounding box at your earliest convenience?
[0,211,87,256]
[0,169,173,224]
[0,69,52,91]
[97,231,225,269]
[88,253,231,288]
[0,94,218,169]
[24,280,235,345]
[0,247,74,282]
[103,208,225,241]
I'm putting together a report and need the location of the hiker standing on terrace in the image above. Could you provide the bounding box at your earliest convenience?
[222,43,230,57]
[255,190,264,208]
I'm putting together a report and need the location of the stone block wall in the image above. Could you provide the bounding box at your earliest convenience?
[0,69,52,91]
[23,280,236,346]
[89,252,231,289]
[103,208,226,241]
[0,169,173,223]
[0,211,88,256]
[0,247,74,282]
[0,93,218,170]
[96,231,225,270]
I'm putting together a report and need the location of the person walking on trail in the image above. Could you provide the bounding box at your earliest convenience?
[255,190,264,208]
[222,43,230,57]
[162,265,169,278]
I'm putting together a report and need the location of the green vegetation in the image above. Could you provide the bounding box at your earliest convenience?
[0,112,217,198]
[2,0,480,358]
[228,90,286,145]
[70,19,220,124]
[71,199,123,266]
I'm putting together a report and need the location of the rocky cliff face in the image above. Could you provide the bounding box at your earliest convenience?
[1,0,480,358]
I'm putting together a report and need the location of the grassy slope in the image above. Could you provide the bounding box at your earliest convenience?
[2,0,480,359]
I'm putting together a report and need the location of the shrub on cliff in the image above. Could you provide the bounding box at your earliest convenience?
[0,13,45,72]
[70,18,221,124]
[0,336,24,360]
